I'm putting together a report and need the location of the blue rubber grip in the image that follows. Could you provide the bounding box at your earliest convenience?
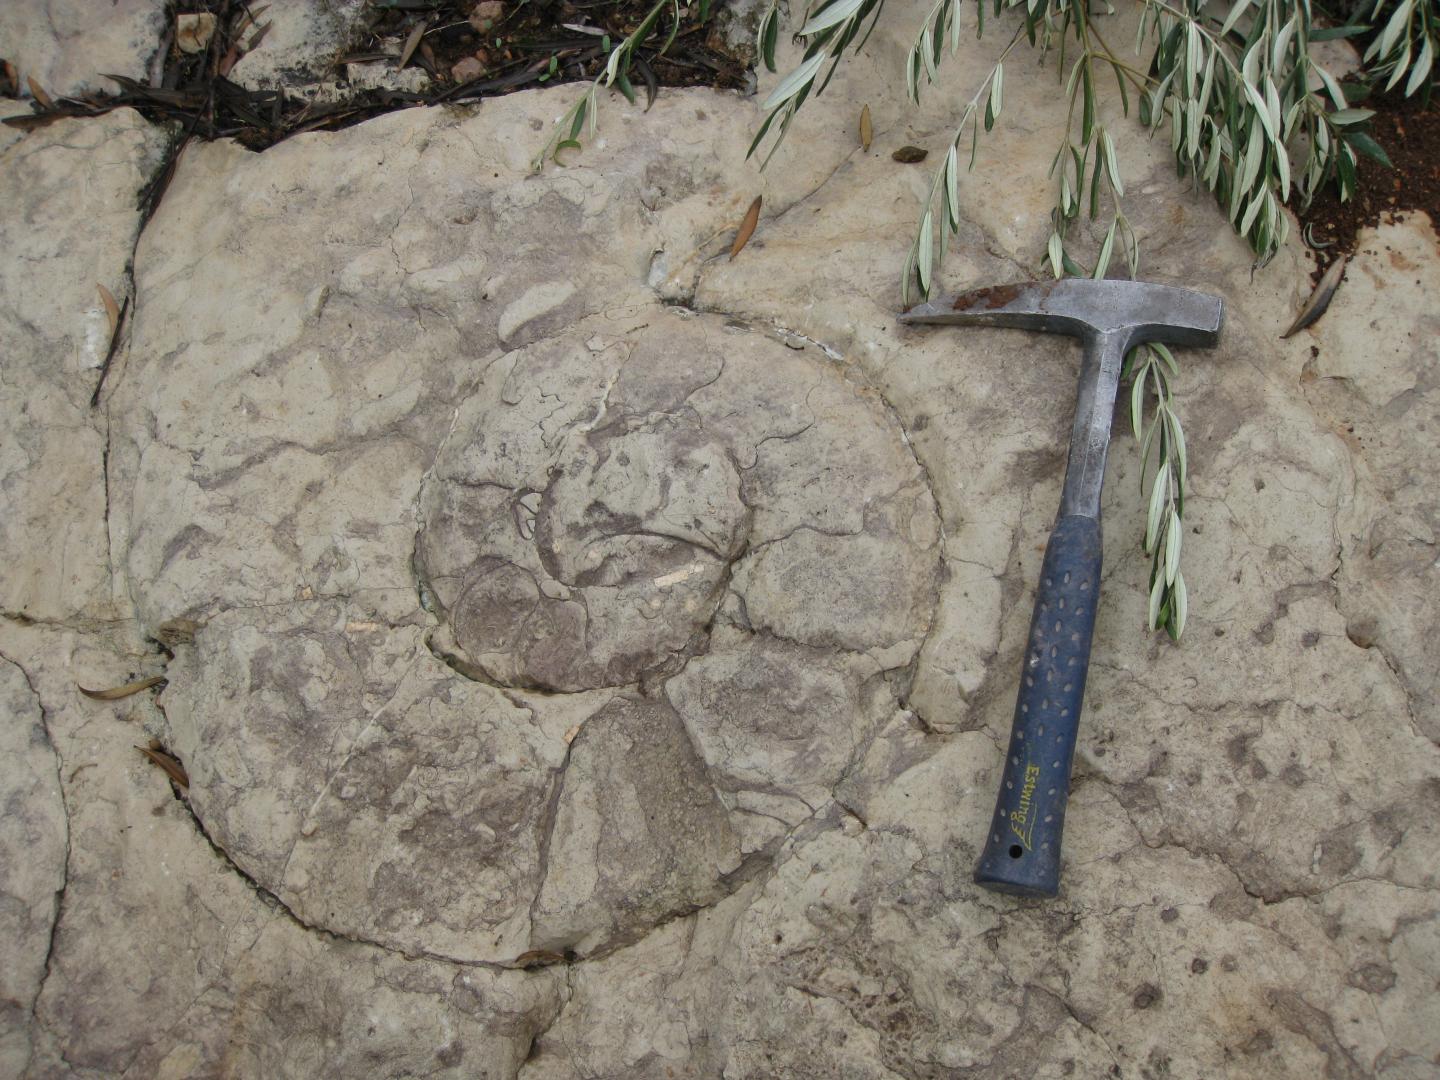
[975,515,1102,898]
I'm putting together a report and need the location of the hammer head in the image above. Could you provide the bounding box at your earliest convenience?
[901,278,1223,350]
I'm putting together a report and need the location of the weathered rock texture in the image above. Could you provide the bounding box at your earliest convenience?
[0,108,166,622]
[0,1,164,97]
[0,0,1437,1076]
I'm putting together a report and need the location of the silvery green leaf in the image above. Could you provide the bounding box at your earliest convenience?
[917,210,934,293]
[921,28,938,81]
[1101,128,1123,196]
[1407,35,1434,96]
[1271,16,1297,71]
[1186,22,1202,94]
[1146,459,1170,552]
[1148,571,1165,630]
[1221,0,1254,38]
[1264,77,1282,138]
[1244,82,1276,143]
[1316,64,1348,111]
[1186,99,1201,160]
[1170,409,1187,489]
[1240,189,1264,236]
[1138,401,1158,489]
[1173,572,1188,638]
[1242,40,1261,86]
[1130,365,1145,441]
[906,50,920,103]
[1199,49,1216,111]
[1049,231,1065,279]
[1241,121,1264,192]
[991,63,1004,118]
[1375,0,1414,59]
[1092,217,1117,279]
[1329,108,1376,126]
[1276,141,1291,201]
[1152,341,1177,376]
[1165,510,1182,585]
[945,146,960,229]
[1387,38,1414,91]
[763,52,826,111]
[799,0,866,37]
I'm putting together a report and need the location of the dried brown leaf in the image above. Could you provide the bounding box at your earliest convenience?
[512,949,566,969]
[892,145,928,163]
[730,195,762,262]
[399,20,430,71]
[859,103,872,151]
[137,745,189,788]
[27,76,55,110]
[97,283,120,338]
[155,618,201,648]
[246,21,272,53]
[1281,256,1346,338]
[79,674,166,701]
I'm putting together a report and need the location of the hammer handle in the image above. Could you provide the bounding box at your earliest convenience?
[975,514,1101,897]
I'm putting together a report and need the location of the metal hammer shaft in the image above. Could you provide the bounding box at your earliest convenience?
[902,279,1223,897]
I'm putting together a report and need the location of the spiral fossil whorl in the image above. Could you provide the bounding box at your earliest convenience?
[416,316,940,697]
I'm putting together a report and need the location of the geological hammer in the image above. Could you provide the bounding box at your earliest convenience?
[902,279,1223,897]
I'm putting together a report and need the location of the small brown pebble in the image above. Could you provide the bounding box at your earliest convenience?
[469,0,505,31]
[452,56,486,82]
[892,145,928,163]
[1191,957,1209,974]
[1132,983,1162,1009]
[1160,906,1179,923]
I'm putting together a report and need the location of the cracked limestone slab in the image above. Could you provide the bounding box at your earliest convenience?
[0,0,164,98]
[0,108,166,622]
[109,88,852,633]
[1302,217,1440,743]
[0,619,566,1078]
[160,599,574,964]
[0,655,66,1079]
[228,0,371,91]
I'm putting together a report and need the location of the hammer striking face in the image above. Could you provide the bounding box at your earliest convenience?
[902,277,1224,897]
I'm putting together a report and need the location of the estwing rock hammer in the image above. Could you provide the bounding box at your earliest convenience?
[901,278,1224,898]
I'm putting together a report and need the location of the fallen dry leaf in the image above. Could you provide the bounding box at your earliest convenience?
[246,21,272,53]
[730,195,762,261]
[859,104,872,151]
[512,949,566,969]
[97,283,120,339]
[79,675,166,701]
[155,618,201,649]
[27,76,55,110]
[399,20,430,71]
[137,745,189,788]
[892,145,928,164]
[1282,255,1347,339]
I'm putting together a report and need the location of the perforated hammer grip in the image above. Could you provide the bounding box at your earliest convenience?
[975,515,1102,897]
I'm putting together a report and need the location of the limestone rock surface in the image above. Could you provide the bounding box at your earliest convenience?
[0,109,166,622]
[0,1,1437,1076]
[0,0,163,97]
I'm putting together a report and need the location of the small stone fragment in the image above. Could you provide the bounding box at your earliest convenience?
[892,145,928,163]
[469,0,505,31]
[175,12,216,54]
[452,55,485,82]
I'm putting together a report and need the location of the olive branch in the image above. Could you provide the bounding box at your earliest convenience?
[745,0,1432,638]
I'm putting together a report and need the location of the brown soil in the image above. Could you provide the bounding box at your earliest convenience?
[1296,90,1440,275]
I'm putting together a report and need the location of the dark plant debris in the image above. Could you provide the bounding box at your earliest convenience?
[1,0,749,162]
[1296,87,1440,278]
